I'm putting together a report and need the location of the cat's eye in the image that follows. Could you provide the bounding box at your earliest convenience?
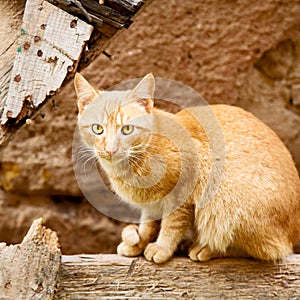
[121,125,134,135]
[91,124,104,135]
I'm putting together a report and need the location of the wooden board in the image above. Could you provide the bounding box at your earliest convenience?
[55,254,300,299]
[0,1,25,120]
[1,218,300,299]
[1,0,93,124]
[0,0,149,147]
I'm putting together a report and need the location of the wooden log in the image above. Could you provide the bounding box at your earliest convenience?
[2,218,300,299]
[0,218,61,299]
[55,254,300,299]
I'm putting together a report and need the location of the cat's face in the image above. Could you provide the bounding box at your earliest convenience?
[74,74,155,164]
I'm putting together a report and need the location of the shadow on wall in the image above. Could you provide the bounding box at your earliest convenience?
[236,39,300,174]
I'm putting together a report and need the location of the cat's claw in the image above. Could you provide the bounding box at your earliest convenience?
[144,242,173,264]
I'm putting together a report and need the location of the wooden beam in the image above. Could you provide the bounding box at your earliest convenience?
[0,0,150,147]
[0,218,61,299]
[45,0,146,36]
[1,218,300,299]
[55,254,300,299]
[1,0,93,125]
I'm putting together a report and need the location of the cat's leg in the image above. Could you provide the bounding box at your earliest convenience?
[239,237,292,261]
[117,213,160,257]
[144,204,193,263]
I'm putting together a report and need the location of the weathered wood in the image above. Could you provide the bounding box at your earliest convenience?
[2,219,300,299]
[0,1,25,119]
[45,0,145,36]
[0,0,150,147]
[54,254,300,299]
[0,218,61,300]
[1,0,93,125]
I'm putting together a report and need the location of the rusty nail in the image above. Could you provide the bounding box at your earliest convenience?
[67,66,74,72]
[34,36,41,42]
[23,41,30,50]
[40,24,46,30]
[14,74,21,82]
[37,50,43,57]
[25,94,33,102]
[26,118,32,125]
[6,111,13,119]
[70,19,77,28]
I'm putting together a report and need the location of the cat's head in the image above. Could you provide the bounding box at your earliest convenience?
[74,73,155,163]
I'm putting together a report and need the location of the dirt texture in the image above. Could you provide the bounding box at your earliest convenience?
[0,0,300,254]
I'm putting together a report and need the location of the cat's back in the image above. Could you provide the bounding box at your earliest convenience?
[210,105,294,170]
[177,103,299,197]
[212,104,299,187]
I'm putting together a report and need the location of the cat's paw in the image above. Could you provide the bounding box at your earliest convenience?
[188,244,216,262]
[117,241,143,257]
[121,224,140,246]
[144,242,173,263]
[117,224,143,257]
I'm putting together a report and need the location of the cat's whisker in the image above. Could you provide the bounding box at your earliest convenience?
[130,144,150,149]
[74,147,98,174]
[74,151,96,165]
[128,157,143,170]
[81,156,98,174]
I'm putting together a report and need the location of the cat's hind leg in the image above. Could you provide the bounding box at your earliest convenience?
[188,244,250,261]
[240,237,292,261]
[188,244,221,262]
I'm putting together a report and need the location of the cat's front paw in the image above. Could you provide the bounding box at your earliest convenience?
[144,242,173,263]
[121,224,140,246]
[117,241,143,257]
[117,224,143,257]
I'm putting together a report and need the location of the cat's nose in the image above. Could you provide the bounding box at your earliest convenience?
[106,150,116,156]
[105,146,117,157]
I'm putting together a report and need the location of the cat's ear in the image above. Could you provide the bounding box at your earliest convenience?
[129,73,155,112]
[74,73,99,114]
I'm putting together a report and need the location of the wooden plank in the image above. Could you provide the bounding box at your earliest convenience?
[105,0,146,14]
[45,0,145,36]
[1,0,93,125]
[54,254,300,299]
[0,1,25,121]
[0,218,61,300]
[0,0,150,146]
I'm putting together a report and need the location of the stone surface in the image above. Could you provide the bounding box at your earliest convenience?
[0,0,299,254]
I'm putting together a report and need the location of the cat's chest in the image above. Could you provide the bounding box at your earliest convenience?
[110,177,167,218]
[109,177,153,204]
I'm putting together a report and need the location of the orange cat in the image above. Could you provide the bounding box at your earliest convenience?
[75,73,300,263]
